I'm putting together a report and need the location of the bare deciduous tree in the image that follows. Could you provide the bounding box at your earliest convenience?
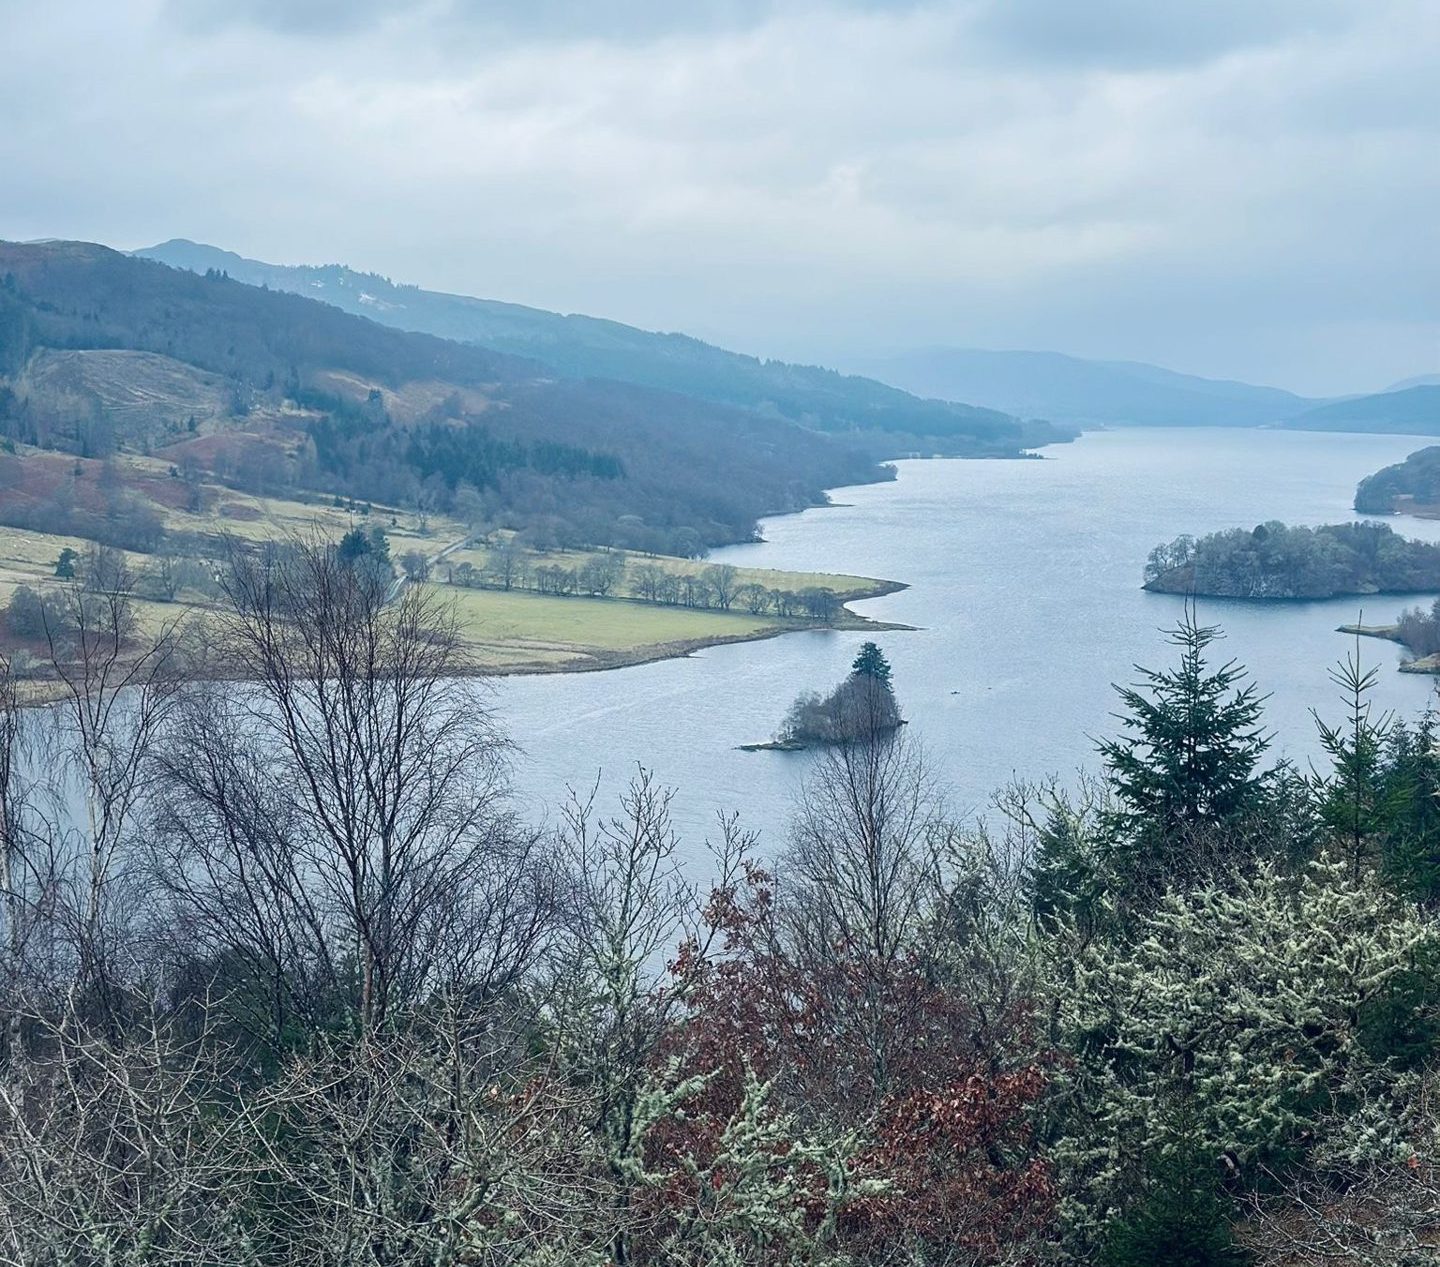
[0,992,265,1266]
[782,729,943,1104]
[41,562,183,1016]
[150,536,551,1043]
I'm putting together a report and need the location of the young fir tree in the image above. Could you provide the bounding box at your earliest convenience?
[1099,1140,1251,1267]
[1095,611,1270,903]
[1379,712,1440,905]
[1312,648,1395,880]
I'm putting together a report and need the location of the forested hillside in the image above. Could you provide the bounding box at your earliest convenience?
[1355,445,1440,514]
[136,239,1067,456]
[0,240,888,553]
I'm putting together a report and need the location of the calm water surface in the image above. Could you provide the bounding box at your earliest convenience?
[498,428,1440,861]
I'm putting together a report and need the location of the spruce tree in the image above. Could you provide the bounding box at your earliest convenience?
[1313,647,1395,879]
[851,641,893,686]
[1100,1143,1250,1267]
[1097,611,1269,902]
[1379,713,1440,904]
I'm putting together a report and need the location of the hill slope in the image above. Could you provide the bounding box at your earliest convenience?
[135,239,1065,455]
[844,347,1315,427]
[0,240,885,553]
[1354,445,1440,514]
[1284,385,1440,435]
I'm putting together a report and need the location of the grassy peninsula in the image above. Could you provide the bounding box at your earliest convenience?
[0,454,907,686]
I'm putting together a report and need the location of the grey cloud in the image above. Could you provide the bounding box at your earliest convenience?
[964,0,1360,69]
[3,0,1436,395]
[164,0,403,36]
[164,0,925,42]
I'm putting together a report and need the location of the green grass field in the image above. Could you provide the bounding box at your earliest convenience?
[0,456,901,676]
[438,585,797,671]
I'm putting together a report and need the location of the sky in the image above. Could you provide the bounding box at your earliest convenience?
[2,0,1437,396]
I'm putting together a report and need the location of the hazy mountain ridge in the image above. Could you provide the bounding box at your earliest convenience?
[135,239,1065,455]
[1282,384,1440,435]
[844,346,1319,427]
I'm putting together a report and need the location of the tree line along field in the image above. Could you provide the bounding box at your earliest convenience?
[0,444,901,680]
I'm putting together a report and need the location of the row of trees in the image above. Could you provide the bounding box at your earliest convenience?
[5,544,220,651]
[0,553,1434,1264]
[447,547,847,620]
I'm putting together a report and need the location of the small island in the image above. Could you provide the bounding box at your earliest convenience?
[1143,520,1440,599]
[741,641,903,750]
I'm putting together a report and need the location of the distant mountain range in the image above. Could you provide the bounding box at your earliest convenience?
[127,240,1440,441]
[1281,385,1440,435]
[1387,373,1440,391]
[844,347,1319,428]
[848,346,1440,436]
[134,240,1061,458]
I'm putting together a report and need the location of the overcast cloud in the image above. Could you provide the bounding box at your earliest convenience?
[2,0,1435,394]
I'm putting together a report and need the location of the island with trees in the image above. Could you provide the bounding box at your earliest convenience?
[1143,519,1440,598]
[744,641,904,750]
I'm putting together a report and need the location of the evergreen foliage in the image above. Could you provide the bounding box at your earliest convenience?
[1096,612,1269,901]
[850,640,893,685]
[1099,1148,1251,1267]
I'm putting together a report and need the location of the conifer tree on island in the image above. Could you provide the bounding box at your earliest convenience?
[778,641,903,745]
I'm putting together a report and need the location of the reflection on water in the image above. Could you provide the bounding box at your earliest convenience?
[497,428,1440,866]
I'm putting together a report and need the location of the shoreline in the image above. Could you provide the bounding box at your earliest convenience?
[3,456,928,690]
[4,582,917,703]
[467,581,915,677]
[1336,621,1440,674]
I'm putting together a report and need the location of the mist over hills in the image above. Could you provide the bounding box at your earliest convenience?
[1282,384,1440,436]
[135,239,1062,458]
[845,347,1319,428]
